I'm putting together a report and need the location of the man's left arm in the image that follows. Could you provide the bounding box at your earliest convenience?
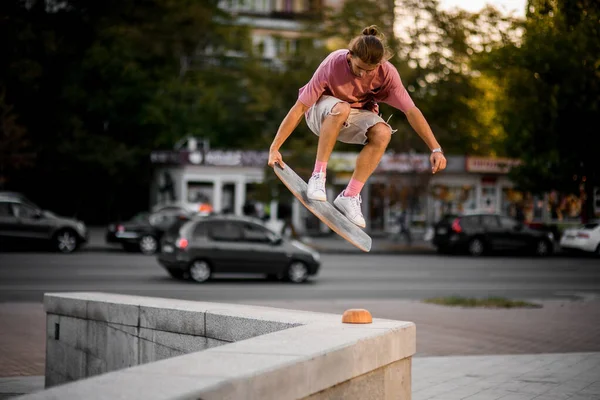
[404,107,447,174]
[382,66,447,174]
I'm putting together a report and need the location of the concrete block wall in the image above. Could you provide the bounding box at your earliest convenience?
[21,292,416,400]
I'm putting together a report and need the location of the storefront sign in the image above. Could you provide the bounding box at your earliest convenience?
[151,149,438,173]
[465,156,521,173]
[150,150,269,167]
[377,153,430,173]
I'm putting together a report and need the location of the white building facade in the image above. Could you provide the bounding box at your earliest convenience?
[150,148,551,235]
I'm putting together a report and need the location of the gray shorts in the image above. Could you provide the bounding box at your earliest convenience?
[305,95,393,145]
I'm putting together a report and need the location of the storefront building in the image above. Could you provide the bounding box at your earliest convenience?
[150,146,599,235]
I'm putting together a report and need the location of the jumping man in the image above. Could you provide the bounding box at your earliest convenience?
[268,25,447,228]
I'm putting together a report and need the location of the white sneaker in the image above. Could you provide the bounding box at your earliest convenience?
[307,173,327,201]
[334,192,366,228]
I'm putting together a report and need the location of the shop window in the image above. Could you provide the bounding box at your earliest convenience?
[223,183,236,214]
[431,185,475,216]
[188,182,213,204]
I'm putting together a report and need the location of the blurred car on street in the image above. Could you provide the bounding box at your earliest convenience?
[106,206,193,254]
[157,215,320,283]
[432,212,554,256]
[152,201,213,216]
[559,222,600,256]
[0,192,88,253]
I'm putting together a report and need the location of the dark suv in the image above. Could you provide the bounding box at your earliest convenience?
[0,192,88,253]
[157,215,321,283]
[106,206,193,255]
[432,213,554,256]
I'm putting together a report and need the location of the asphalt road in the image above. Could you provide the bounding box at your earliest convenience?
[1,249,599,303]
[2,248,600,371]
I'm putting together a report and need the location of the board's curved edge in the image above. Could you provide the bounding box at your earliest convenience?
[273,164,372,253]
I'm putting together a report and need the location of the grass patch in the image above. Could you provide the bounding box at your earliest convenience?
[423,296,541,309]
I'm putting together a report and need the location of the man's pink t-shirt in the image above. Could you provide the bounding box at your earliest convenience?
[298,49,415,113]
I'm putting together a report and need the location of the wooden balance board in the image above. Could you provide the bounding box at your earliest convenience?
[273,163,372,252]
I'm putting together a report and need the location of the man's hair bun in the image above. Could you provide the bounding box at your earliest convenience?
[362,25,379,36]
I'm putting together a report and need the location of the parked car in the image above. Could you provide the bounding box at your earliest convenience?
[432,213,554,256]
[157,215,321,283]
[559,222,600,256]
[106,206,193,254]
[0,192,88,253]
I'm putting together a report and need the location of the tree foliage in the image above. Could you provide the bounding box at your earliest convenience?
[478,0,600,218]
[1,0,595,223]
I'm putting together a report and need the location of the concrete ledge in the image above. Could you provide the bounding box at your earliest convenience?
[21,292,416,399]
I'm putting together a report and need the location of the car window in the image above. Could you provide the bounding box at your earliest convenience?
[499,216,519,229]
[481,215,499,228]
[583,223,599,230]
[150,210,183,227]
[13,203,39,218]
[192,222,208,238]
[461,215,481,229]
[208,221,243,241]
[0,202,13,217]
[242,223,273,242]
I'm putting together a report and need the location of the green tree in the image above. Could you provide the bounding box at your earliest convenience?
[0,87,35,189]
[0,0,254,222]
[480,0,600,220]
[393,1,519,155]
[318,0,519,155]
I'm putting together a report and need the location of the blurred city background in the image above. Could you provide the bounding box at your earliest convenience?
[1,0,598,237]
[1,1,600,398]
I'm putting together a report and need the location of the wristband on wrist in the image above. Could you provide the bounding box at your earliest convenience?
[431,147,443,154]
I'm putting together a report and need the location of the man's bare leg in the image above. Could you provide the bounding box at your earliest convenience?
[334,123,391,228]
[316,102,351,162]
[307,102,351,201]
[351,123,391,182]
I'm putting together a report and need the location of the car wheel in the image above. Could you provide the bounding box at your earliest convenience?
[287,261,309,283]
[188,260,212,283]
[535,239,552,257]
[54,229,78,253]
[139,235,158,255]
[468,238,485,256]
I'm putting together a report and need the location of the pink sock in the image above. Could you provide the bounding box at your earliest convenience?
[313,161,327,176]
[344,178,364,197]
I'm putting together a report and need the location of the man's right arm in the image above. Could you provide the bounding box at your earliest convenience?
[268,100,309,167]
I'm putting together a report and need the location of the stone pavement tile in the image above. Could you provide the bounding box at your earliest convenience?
[532,394,572,400]
[0,303,45,377]
[0,376,44,399]
[496,394,539,400]
[413,353,600,400]
[580,381,600,396]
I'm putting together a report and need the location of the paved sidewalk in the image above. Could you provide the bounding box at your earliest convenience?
[0,377,43,399]
[2,299,600,399]
[3,353,599,399]
[413,352,600,400]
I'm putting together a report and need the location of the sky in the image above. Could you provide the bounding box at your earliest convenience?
[439,0,526,16]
